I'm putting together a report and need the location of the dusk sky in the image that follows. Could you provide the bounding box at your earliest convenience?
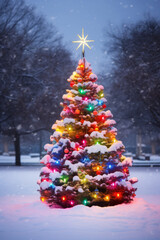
[25,0,160,74]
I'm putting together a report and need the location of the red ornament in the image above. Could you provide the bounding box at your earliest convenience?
[78,78,82,83]
[80,118,84,124]
[75,109,80,114]
[70,81,75,87]
[102,104,106,109]
[93,110,98,115]
[75,134,80,138]
[64,148,69,154]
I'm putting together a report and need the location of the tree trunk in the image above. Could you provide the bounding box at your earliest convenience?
[14,132,21,166]
[3,135,9,154]
[136,130,142,158]
[151,141,156,155]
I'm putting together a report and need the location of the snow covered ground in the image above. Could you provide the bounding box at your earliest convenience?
[0,166,160,240]
[0,154,160,166]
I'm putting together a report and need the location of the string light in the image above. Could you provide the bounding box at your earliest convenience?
[41,197,45,202]
[61,175,69,183]
[70,201,74,205]
[81,178,87,183]
[78,88,86,95]
[62,196,66,201]
[97,99,103,106]
[83,199,88,205]
[49,183,55,189]
[116,193,121,198]
[93,194,97,198]
[68,126,72,131]
[105,195,110,201]
[87,104,94,112]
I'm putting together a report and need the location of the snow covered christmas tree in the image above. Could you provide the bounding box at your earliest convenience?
[38,29,138,208]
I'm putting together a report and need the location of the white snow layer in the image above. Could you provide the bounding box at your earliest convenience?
[89,73,97,80]
[85,144,108,154]
[64,160,84,172]
[90,131,106,139]
[40,181,50,190]
[73,176,80,181]
[104,119,116,126]
[108,141,124,152]
[44,144,53,152]
[40,167,52,174]
[63,118,75,125]
[40,155,51,164]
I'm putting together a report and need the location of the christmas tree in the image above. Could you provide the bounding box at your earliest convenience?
[37,29,138,208]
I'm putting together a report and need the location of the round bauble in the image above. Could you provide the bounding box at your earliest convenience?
[64,148,69,154]
[93,110,98,115]
[75,109,80,114]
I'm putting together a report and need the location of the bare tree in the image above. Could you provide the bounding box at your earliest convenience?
[103,18,160,132]
[0,0,74,165]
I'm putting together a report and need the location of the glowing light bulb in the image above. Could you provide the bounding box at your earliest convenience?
[117,193,120,198]
[108,164,112,169]
[78,88,86,95]
[41,197,45,202]
[87,104,94,112]
[62,196,66,201]
[100,93,104,97]
[81,178,87,183]
[68,127,72,131]
[97,166,100,171]
[105,195,110,201]
[83,199,88,205]
[94,194,97,198]
[70,201,74,205]
[49,183,55,188]
[98,99,103,106]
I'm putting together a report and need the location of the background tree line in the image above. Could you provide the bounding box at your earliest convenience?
[103,17,160,156]
[0,0,75,165]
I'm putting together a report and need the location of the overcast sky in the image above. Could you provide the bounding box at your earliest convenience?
[25,0,160,74]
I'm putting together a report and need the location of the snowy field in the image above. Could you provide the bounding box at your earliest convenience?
[0,166,160,240]
[0,154,160,166]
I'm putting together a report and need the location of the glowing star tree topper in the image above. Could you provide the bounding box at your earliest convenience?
[72,28,94,57]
